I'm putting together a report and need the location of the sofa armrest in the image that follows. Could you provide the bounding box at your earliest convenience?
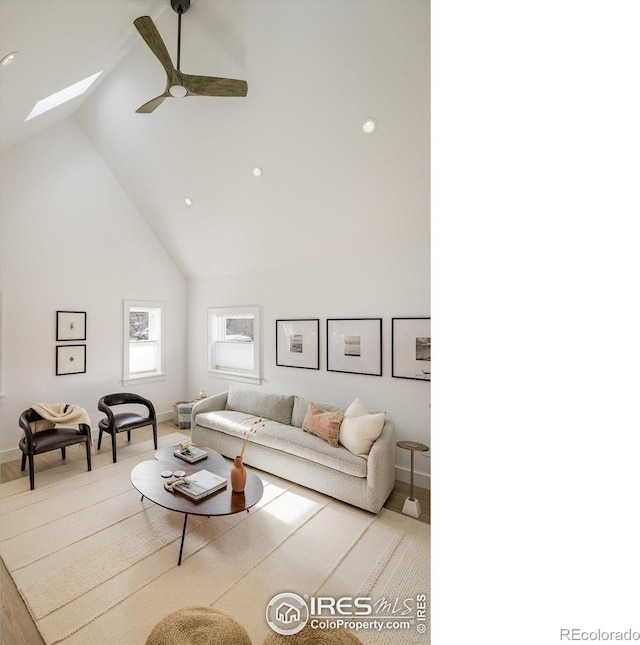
[191,392,228,436]
[366,420,396,503]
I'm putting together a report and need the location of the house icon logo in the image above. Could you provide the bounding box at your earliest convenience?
[276,602,301,624]
[266,592,309,635]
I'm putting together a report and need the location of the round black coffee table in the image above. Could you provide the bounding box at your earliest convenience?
[131,459,263,565]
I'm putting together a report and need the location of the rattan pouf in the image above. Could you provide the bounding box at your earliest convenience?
[262,623,363,644]
[145,606,251,645]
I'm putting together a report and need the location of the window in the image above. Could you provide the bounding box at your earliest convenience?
[208,306,261,384]
[25,71,102,121]
[123,300,165,384]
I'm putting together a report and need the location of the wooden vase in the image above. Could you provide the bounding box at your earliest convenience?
[230,455,247,493]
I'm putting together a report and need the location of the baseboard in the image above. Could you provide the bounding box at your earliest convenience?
[394,464,430,490]
[2,412,176,464]
[1,446,22,464]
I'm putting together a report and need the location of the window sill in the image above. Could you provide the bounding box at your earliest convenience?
[207,369,261,385]
[122,373,167,386]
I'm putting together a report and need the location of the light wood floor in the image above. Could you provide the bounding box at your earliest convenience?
[0,421,429,644]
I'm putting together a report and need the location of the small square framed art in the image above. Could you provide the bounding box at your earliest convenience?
[56,344,86,376]
[276,319,320,370]
[326,318,382,376]
[56,311,86,341]
[392,317,430,380]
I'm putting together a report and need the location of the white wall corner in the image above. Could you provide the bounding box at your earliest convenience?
[1,446,22,464]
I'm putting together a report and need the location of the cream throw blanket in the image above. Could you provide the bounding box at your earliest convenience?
[29,403,94,451]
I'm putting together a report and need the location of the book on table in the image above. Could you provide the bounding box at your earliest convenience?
[174,469,228,501]
[173,445,208,463]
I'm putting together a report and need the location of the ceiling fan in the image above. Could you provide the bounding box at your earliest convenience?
[133,0,248,114]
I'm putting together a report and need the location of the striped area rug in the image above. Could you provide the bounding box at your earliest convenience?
[1,435,429,644]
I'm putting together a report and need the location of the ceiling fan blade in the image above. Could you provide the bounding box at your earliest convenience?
[136,93,171,114]
[181,73,248,97]
[134,16,180,87]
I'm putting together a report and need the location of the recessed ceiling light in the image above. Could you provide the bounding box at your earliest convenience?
[1,51,17,67]
[362,118,377,134]
[24,71,102,122]
[184,197,192,206]
[252,166,262,177]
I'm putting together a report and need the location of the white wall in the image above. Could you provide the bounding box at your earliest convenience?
[187,245,430,487]
[0,118,187,460]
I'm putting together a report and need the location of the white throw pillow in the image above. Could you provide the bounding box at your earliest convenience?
[344,397,370,419]
[339,412,386,457]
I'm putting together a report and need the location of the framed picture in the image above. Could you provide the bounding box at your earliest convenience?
[326,318,382,376]
[392,317,430,380]
[56,344,86,375]
[56,311,86,341]
[276,319,320,370]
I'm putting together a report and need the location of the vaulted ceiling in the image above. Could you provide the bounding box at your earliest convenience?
[0,0,429,279]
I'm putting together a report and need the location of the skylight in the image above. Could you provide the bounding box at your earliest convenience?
[24,71,102,122]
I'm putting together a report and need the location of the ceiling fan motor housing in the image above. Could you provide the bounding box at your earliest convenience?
[133,2,248,113]
[171,0,190,14]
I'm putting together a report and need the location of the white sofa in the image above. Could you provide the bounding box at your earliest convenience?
[190,386,396,513]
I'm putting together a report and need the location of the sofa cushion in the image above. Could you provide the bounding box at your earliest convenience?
[291,396,344,428]
[339,398,386,457]
[302,403,344,447]
[344,397,370,419]
[195,410,367,478]
[225,385,294,425]
[340,413,386,457]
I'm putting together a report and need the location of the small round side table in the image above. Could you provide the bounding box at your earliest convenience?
[396,440,429,518]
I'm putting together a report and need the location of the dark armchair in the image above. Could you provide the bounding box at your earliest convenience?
[19,408,92,490]
[97,393,157,463]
